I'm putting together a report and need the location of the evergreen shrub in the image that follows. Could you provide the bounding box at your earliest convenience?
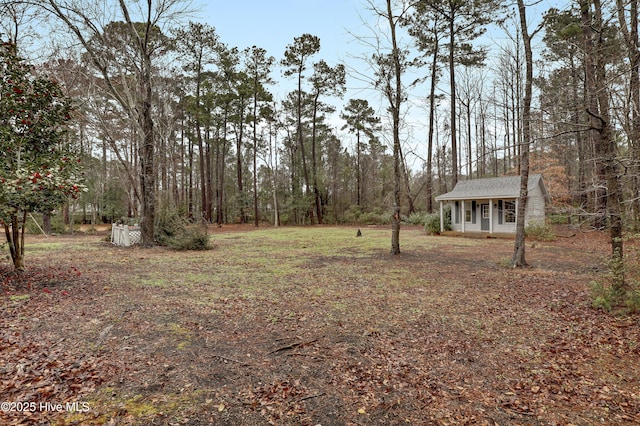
[155,208,210,251]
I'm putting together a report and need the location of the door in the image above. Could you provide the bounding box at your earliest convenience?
[481,203,490,231]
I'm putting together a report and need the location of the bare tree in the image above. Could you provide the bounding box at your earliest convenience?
[580,0,625,294]
[367,0,412,254]
[512,0,538,267]
[405,4,446,212]
[423,0,503,186]
[35,0,191,246]
[616,0,640,229]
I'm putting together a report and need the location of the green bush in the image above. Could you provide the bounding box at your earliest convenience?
[624,288,640,313]
[360,211,389,225]
[406,212,428,225]
[155,208,211,251]
[525,221,556,241]
[589,281,613,311]
[589,250,640,314]
[589,281,640,313]
[343,205,363,224]
[548,214,569,225]
[165,225,211,251]
[343,206,389,225]
[424,206,451,234]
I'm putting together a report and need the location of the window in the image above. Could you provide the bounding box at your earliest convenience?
[455,201,460,224]
[482,204,490,219]
[465,208,471,222]
[504,201,516,223]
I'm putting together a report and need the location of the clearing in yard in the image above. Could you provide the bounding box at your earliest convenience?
[1,225,639,425]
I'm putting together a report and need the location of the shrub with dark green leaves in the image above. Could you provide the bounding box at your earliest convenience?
[165,225,211,250]
[424,205,451,234]
[155,209,210,250]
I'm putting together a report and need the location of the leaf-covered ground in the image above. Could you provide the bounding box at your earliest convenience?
[1,225,639,425]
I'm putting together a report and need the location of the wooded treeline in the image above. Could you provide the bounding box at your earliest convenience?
[3,0,640,235]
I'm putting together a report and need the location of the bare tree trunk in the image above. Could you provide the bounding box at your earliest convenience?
[252,118,259,227]
[617,0,640,230]
[215,137,223,225]
[138,64,155,246]
[449,18,458,187]
[311,97,323,224]
[399,143,415,214]
[206,130,214,222]
[179,118,186,210]
[187,118,194,219]
[356,130,362,206]
[573,61,589,211]
[41,0,161,245]
[512,0,533,267]
[296,72,313,224]
[269,114,280,227]
[43,213,52,234]
[386,0,402,255]
[4,211,27,270]
[196,85,208,222]
[216,116,228,225]
[232,98,246,224]
[582,2,603,229]
[581,2,607,229]
[426,51,437,212]
[582,0,625,293]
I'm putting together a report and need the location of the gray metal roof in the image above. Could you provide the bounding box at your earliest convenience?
[435,174,547,201]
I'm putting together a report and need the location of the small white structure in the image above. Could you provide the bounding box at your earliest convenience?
[434,174,549,234]
[111,224,142,246]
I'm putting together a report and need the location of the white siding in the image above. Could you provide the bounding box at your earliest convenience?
[438,176,548,234]
[446,189,546,234]
[525,184,546,226]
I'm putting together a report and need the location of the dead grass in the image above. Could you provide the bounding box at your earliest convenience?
[1,225,639,425]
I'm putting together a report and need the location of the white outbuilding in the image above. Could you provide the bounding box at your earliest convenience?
[434,174,549,234]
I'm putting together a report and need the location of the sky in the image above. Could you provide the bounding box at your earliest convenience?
[197,0,377,103]
[192,0,568,168]
[195,0,394,159]
[196,0,565,90]
[200,0,366,67]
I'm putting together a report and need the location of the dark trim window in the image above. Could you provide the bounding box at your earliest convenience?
[504,201,516,223]
[471,200,477,224]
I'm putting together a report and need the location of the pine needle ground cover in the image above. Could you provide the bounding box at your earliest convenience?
[1,226,639,425]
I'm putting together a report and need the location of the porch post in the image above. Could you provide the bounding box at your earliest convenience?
[461,200,465,233]
[439,201,444,233]
[489,198,493,234]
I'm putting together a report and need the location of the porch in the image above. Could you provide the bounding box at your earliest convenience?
[439,230,515,239]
